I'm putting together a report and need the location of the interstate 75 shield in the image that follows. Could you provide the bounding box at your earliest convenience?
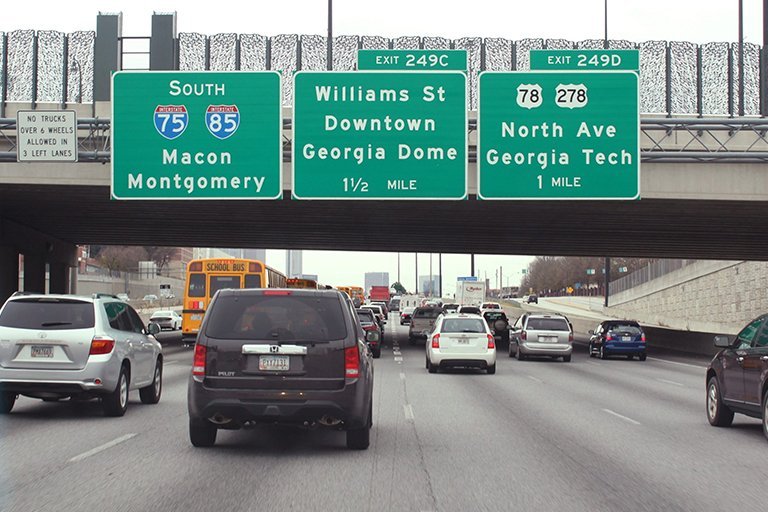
[153,105,188,140]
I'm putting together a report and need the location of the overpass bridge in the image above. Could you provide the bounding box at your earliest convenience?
[0,13,767,303]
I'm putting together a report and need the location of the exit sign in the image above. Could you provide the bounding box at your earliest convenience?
[357,50,467,71]
[530,50,640,72]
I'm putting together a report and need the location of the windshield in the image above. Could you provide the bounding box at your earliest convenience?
[0,299,95,330]
[607,324,642,335]
[205,294,347,342]
[414,308,442,318]
[441,318,487,333]
[526,318,570,331]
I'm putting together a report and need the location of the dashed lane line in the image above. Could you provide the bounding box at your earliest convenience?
[69,433,137,462]
[602,408,641,426]
[404,404,415,421]
[656,378,685,387]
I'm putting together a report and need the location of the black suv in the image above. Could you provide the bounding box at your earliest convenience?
[187,289,375,449]
[483,310,511,347]
[706,314,768,440]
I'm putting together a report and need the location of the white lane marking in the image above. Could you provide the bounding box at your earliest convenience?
[527,375,543,384]
[400,372,406,381]
[394,356,403,362]
[404,404,415,420]
[69,433,137,462]
[393,351,402,356]
[585,361,601,367]
[656,378,685,387]
[164,360,178,365]
[602,409,641,426]
[647,357,706,369]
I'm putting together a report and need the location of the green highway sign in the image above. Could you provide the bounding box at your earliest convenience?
[357,49,468,71]
[478,71,639,200]
[112,71,282,200]
[530,49,640,71]
[292,71,467,199]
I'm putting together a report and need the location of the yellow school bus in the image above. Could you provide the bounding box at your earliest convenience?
[182,258,287,342]
[287,278,319,289]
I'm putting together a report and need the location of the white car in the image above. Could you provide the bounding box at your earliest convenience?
[426,313,496,374]
[149,310,182,330]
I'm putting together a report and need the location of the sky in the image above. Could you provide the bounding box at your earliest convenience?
[3,1,764,293]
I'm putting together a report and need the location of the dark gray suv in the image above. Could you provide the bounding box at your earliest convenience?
[187,288,375,449]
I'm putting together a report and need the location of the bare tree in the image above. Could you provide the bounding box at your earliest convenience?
[98,246,148,277]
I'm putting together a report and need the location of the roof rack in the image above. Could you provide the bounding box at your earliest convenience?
[11,291,35,297]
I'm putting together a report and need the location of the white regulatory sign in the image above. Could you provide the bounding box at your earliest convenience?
[16,110,78,162]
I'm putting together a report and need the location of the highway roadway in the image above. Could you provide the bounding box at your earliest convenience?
[1,306,766,512]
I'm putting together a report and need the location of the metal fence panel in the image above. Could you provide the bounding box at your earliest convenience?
[209,33,237,71]
[6,30,35,102]
[239,34,267,70]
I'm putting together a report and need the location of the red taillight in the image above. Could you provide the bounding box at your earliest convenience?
[568,332,574,343]
[521,330,527,341]
[345,346,360,378]
[192,344,207,376]
[263,290,292,296]
[189,262,203,272]
[641,333,646,342]
[89,336,115,355]
[605,334,613,341]
[363,324,376,331]
[487,334,495,349]
[431,333,440,348]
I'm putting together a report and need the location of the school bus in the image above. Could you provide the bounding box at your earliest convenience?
[182,258,287,342]
[287,278,319,289]
[349,286,365,305]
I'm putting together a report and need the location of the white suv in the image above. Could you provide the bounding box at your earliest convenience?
[0,293,164,416]
[426,313,496,374]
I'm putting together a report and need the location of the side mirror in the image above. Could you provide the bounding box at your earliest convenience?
[366,331,380,343]
[588,330,594,335]
[714,335,731,348]
[147,322,161,336]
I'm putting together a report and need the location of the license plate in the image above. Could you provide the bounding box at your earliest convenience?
[539,336,557,343]
[31,345,54,358]
[259,355,289,371]
[457,338,470,344]
[622,336,632,342]
[191,314,203,321]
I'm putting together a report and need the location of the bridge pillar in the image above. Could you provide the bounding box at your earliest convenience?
[0,246,19,304]
[23,254,46,293]
[94,13,122,102]
[150,13,177,70]
[49,262,70,294]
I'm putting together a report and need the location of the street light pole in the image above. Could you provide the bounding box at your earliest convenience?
[327,0,333,71]
[738,0,745,116]
[603,0,608,49]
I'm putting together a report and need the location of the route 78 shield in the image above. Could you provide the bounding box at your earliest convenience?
[205,105,240,139]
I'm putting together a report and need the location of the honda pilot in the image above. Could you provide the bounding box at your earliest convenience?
[187,288,375,450]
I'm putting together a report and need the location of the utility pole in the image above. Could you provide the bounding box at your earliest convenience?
[763,0,768,116]
[397,252,400,284]
[738,0,745,116]
[415,253,418,295]
[438,253,442,298]
[327,0,333,71]
[603,0,608,49]
[429,253,433,297]
[471,253,475,277]
[604,257,611,307]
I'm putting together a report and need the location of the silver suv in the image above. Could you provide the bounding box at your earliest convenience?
[0,293,164,416]
[509,313,573,362]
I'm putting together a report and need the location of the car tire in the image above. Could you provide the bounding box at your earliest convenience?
[639,353,647,361]
[103,365,130,417]
[487,364,496,375]
[563,355,572,362]
[588,343,596,358]
[427,359,437,374]
[189,417,217,447]
[600,346,608,360]
[346,406,371,450]
[372,347,381,359]
[707,376,734,427]
[0,392,16,414]
[517,346,526,361]
[508,343,515,358]
[139,358,163,404]
[762,388,768,442]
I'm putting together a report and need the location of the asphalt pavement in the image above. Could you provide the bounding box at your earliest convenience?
[1,315,766,512]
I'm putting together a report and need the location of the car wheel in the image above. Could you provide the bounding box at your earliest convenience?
[189,417,217,447]
[707,376,734,427]
[427,358,437,374]
[0,392,17,414]
[600,346,608,360]
[346,406,371,450]
[487,364,496,375]
[139,358,163,404]
[588,343,595,358]
[372,347,381,359]
[639,353,647,361]
[563,355,572,362]
[763,388,768,442]
[517,346,526,361]
[103,365,130,417]
[508,342,515,358]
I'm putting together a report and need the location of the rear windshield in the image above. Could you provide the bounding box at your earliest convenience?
[0,299,95,330]
[527,318,570,331]
[607,324,642,335]
[459,307,481,315]
[209,275,241,298]
[414,308,442,319]
[205,294,347,342]
[482,304,500,309]
[357,310,375,322]
[484,312,507,322]
[441,318,486,333]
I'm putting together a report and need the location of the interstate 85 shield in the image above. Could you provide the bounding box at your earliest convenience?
[206,105,240,140]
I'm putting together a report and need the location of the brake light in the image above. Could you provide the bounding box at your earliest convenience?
[641,333,646,342]
[487,334,495,349]
[431,333,440,348]
[189,262,202,272]
[345,346,360,378]
[521,330,527,341]
[192,344,207,376]
[263,290,291,296]
[605,333,613,341]
[248,262,263,272]
[89,336,115,355]
[568,332,574,343]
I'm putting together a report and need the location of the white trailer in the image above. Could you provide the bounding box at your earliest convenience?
[456,281,486,306]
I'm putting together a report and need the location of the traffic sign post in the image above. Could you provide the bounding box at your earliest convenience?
[111,71,282,200]
[478,71,639,200]
[17,110,77,162]
[357,50,467,71]
[530,50,640,72]
[292,71,467,200]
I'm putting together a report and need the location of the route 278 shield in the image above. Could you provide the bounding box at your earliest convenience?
[153,105,188,140]
[205,105,240,140]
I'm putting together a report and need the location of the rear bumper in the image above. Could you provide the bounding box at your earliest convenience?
[604,344,646,355]
[0,357,120,396]
[430,350,496,368]
[519,343,572,356]
[188,377,370,429]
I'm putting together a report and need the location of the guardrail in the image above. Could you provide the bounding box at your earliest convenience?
[2,116,768,163]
